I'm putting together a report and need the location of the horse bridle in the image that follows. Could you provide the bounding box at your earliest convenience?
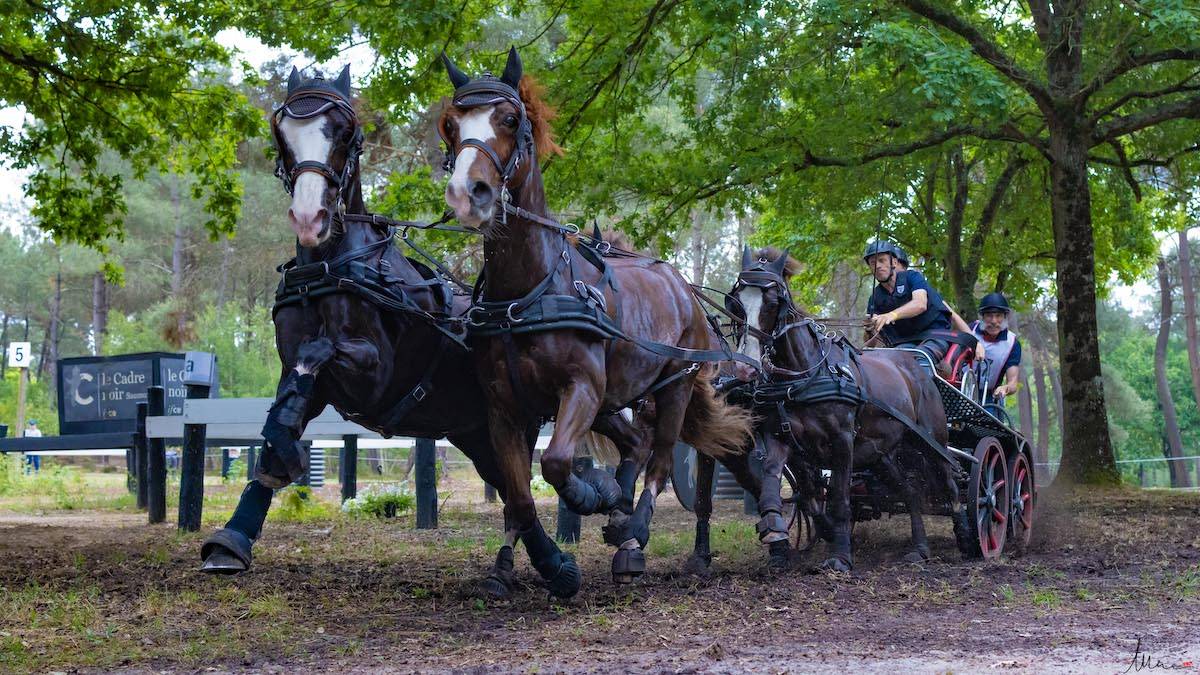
[439,76,536,220]
[271,88,364,214]
[729,264,835,377]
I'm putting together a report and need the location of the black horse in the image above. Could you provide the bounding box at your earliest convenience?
[199,67,644,591]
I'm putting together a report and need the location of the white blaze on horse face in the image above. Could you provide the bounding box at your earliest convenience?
[279,115,334,247]
[445,106,496,226]
[739,287,764,363]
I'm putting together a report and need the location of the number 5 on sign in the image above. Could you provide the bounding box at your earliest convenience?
[6,342,32,368]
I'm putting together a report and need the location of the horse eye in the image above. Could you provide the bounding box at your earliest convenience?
[503,115,518,128]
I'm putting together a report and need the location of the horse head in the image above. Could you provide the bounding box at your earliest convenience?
[731,246,800,365]
[438,47,561,229]
[271,65,363,248]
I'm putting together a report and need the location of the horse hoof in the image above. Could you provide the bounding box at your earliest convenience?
[817,557,852,573]
[481,573,515,600]
[767,539,791,571]
[683,553,712,576]
[199,529,253,575]
[200,548,247,575]
[546,554,582,599]
[611,547,646,584]
[482,545,516,599]
[902,548,930,564]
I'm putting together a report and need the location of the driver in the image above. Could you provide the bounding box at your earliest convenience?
[864,240,953,366]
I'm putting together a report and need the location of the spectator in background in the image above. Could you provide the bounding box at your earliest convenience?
[24,419,42,474]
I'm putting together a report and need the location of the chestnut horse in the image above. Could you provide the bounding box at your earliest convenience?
[730,247,968,570]
[439,48,756,597]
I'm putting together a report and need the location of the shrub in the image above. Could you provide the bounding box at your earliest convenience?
[342,482,415,519]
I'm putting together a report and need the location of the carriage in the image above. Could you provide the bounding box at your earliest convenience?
[848,344,1037,561]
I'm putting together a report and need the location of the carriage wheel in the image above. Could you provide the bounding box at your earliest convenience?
[967,437,1009,560]
[1007,450,1034,554]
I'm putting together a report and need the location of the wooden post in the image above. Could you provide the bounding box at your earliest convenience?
[415,438,437,529]
[125,448,136,493]
[135,402,148,509]
[177,382,210,531]
[220,448,231,479]
[341,435,358,502]
[15,366,26,441]
[147,386,167,524]
[556,456,591,543]
[245,445,256,480]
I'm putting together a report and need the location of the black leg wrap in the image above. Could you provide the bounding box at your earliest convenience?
[519,521,581,598]
[768,539,790,570]
[756,510,789,542]
[482,545,516,599]
[224,480,274,541]
[953,509,977,559]
[614,459,639,513]
[604,487,652,547]
[559,474,601,514]
[256,372,316,488]
[693,519,711,559]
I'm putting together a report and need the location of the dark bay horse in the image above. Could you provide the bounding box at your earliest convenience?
[730,247,967,571]
[438,48,757,594]
[198,66,509,572]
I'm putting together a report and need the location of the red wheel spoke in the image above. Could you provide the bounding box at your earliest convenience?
[992,478,1005,490]
[992,509,1007,524]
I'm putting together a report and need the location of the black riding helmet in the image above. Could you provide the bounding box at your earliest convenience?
[862,240,908,266]
[978,292,1011,314]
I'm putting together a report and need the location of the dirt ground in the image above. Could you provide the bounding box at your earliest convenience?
[1,484,1198,673]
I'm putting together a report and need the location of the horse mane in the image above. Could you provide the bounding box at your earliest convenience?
[751,246,812,317]
[519,75,563,160]
[752,246,802,280]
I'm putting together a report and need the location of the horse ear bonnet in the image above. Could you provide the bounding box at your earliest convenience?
[335,65,351,98]
[770,252,789,276]
[500,46,523,90]
[441,52,470,89]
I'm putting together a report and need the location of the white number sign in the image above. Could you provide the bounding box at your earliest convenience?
[6,342,32,368]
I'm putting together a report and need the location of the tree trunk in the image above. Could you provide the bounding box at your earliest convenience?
[1176,229,1200,483]
[46,263,62,386]
[1033,354,1050,468]
[1048,122,1117,485]
[1017,365,1034,443]
[1154,257,1190,488]
[0,313,9,379]
[690,209,705,287]
[92,271,108,356]
[1047,363,1064,426]
[170,177,188,340]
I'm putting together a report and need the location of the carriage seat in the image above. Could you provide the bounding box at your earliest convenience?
[925,329,978,385]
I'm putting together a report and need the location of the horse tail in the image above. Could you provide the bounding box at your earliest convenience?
[680,365,754,459]
[579,431,622,467]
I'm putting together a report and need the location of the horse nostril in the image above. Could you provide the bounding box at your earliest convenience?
[315,208,328,226]
[469,181,494,207]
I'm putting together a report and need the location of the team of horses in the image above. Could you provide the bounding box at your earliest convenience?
[200,48,962,599]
